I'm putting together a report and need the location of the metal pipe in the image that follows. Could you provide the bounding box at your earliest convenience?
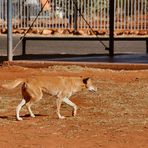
[73,0,78,33]
[109,0,114,57]
[7,0,13,61]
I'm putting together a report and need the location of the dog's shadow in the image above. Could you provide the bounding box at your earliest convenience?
[0,114,48,121]
[0,115,16,121]
[22,114,48,118]
[0,115,9,120]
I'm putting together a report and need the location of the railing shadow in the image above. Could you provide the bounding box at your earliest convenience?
[1,53,148,64]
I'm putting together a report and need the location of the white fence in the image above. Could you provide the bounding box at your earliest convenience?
[0,0,148,31]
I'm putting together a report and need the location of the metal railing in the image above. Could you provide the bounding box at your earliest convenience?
[0,0,148,31]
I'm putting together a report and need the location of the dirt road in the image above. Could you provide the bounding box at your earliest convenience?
[0,65,148,148]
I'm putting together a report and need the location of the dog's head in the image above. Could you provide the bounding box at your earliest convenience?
[83,77,97,92]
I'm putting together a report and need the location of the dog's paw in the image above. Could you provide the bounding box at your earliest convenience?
[72,110,77,117]
[17,117,23,121]
[72,107,78,117]
[30,114,35,118]
[59,116,65,119]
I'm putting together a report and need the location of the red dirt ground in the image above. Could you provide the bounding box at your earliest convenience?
[0,65,148,148]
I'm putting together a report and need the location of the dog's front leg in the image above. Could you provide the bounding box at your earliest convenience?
[56,98,65,119]
[63,97,78,117]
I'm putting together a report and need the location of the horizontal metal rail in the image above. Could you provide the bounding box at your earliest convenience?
[21,36,148,56]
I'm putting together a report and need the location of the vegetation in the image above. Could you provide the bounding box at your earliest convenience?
[52,0,148,16]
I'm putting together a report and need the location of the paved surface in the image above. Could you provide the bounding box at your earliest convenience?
[0,34,148,64]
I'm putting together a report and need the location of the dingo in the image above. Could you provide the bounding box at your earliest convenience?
[2,76,97,121]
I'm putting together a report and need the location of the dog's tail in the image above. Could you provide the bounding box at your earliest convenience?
[2,79,24,90]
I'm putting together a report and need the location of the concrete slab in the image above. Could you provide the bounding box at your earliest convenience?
[3,56,148,70]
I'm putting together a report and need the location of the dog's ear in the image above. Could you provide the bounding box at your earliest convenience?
[83,77,89,84]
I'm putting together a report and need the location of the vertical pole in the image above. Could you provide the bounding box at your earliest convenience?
[109,0,114,57]
[146,39,148,54]
[73,0,78,33]
[22,38,26,55]
[7,0,13,61]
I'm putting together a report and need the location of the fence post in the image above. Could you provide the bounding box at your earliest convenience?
[73,0,78,33]
[7,0,13,61]
[109,0,114,57]
[146,39,148,54]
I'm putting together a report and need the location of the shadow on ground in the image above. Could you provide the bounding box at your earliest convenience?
[0,53,148,64]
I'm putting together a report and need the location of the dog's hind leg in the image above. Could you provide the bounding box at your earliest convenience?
[16,99,26,121]
[63,97,78,117]
[26,102,35,118]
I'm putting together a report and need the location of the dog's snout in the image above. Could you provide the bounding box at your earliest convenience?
[88,86,97,92]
